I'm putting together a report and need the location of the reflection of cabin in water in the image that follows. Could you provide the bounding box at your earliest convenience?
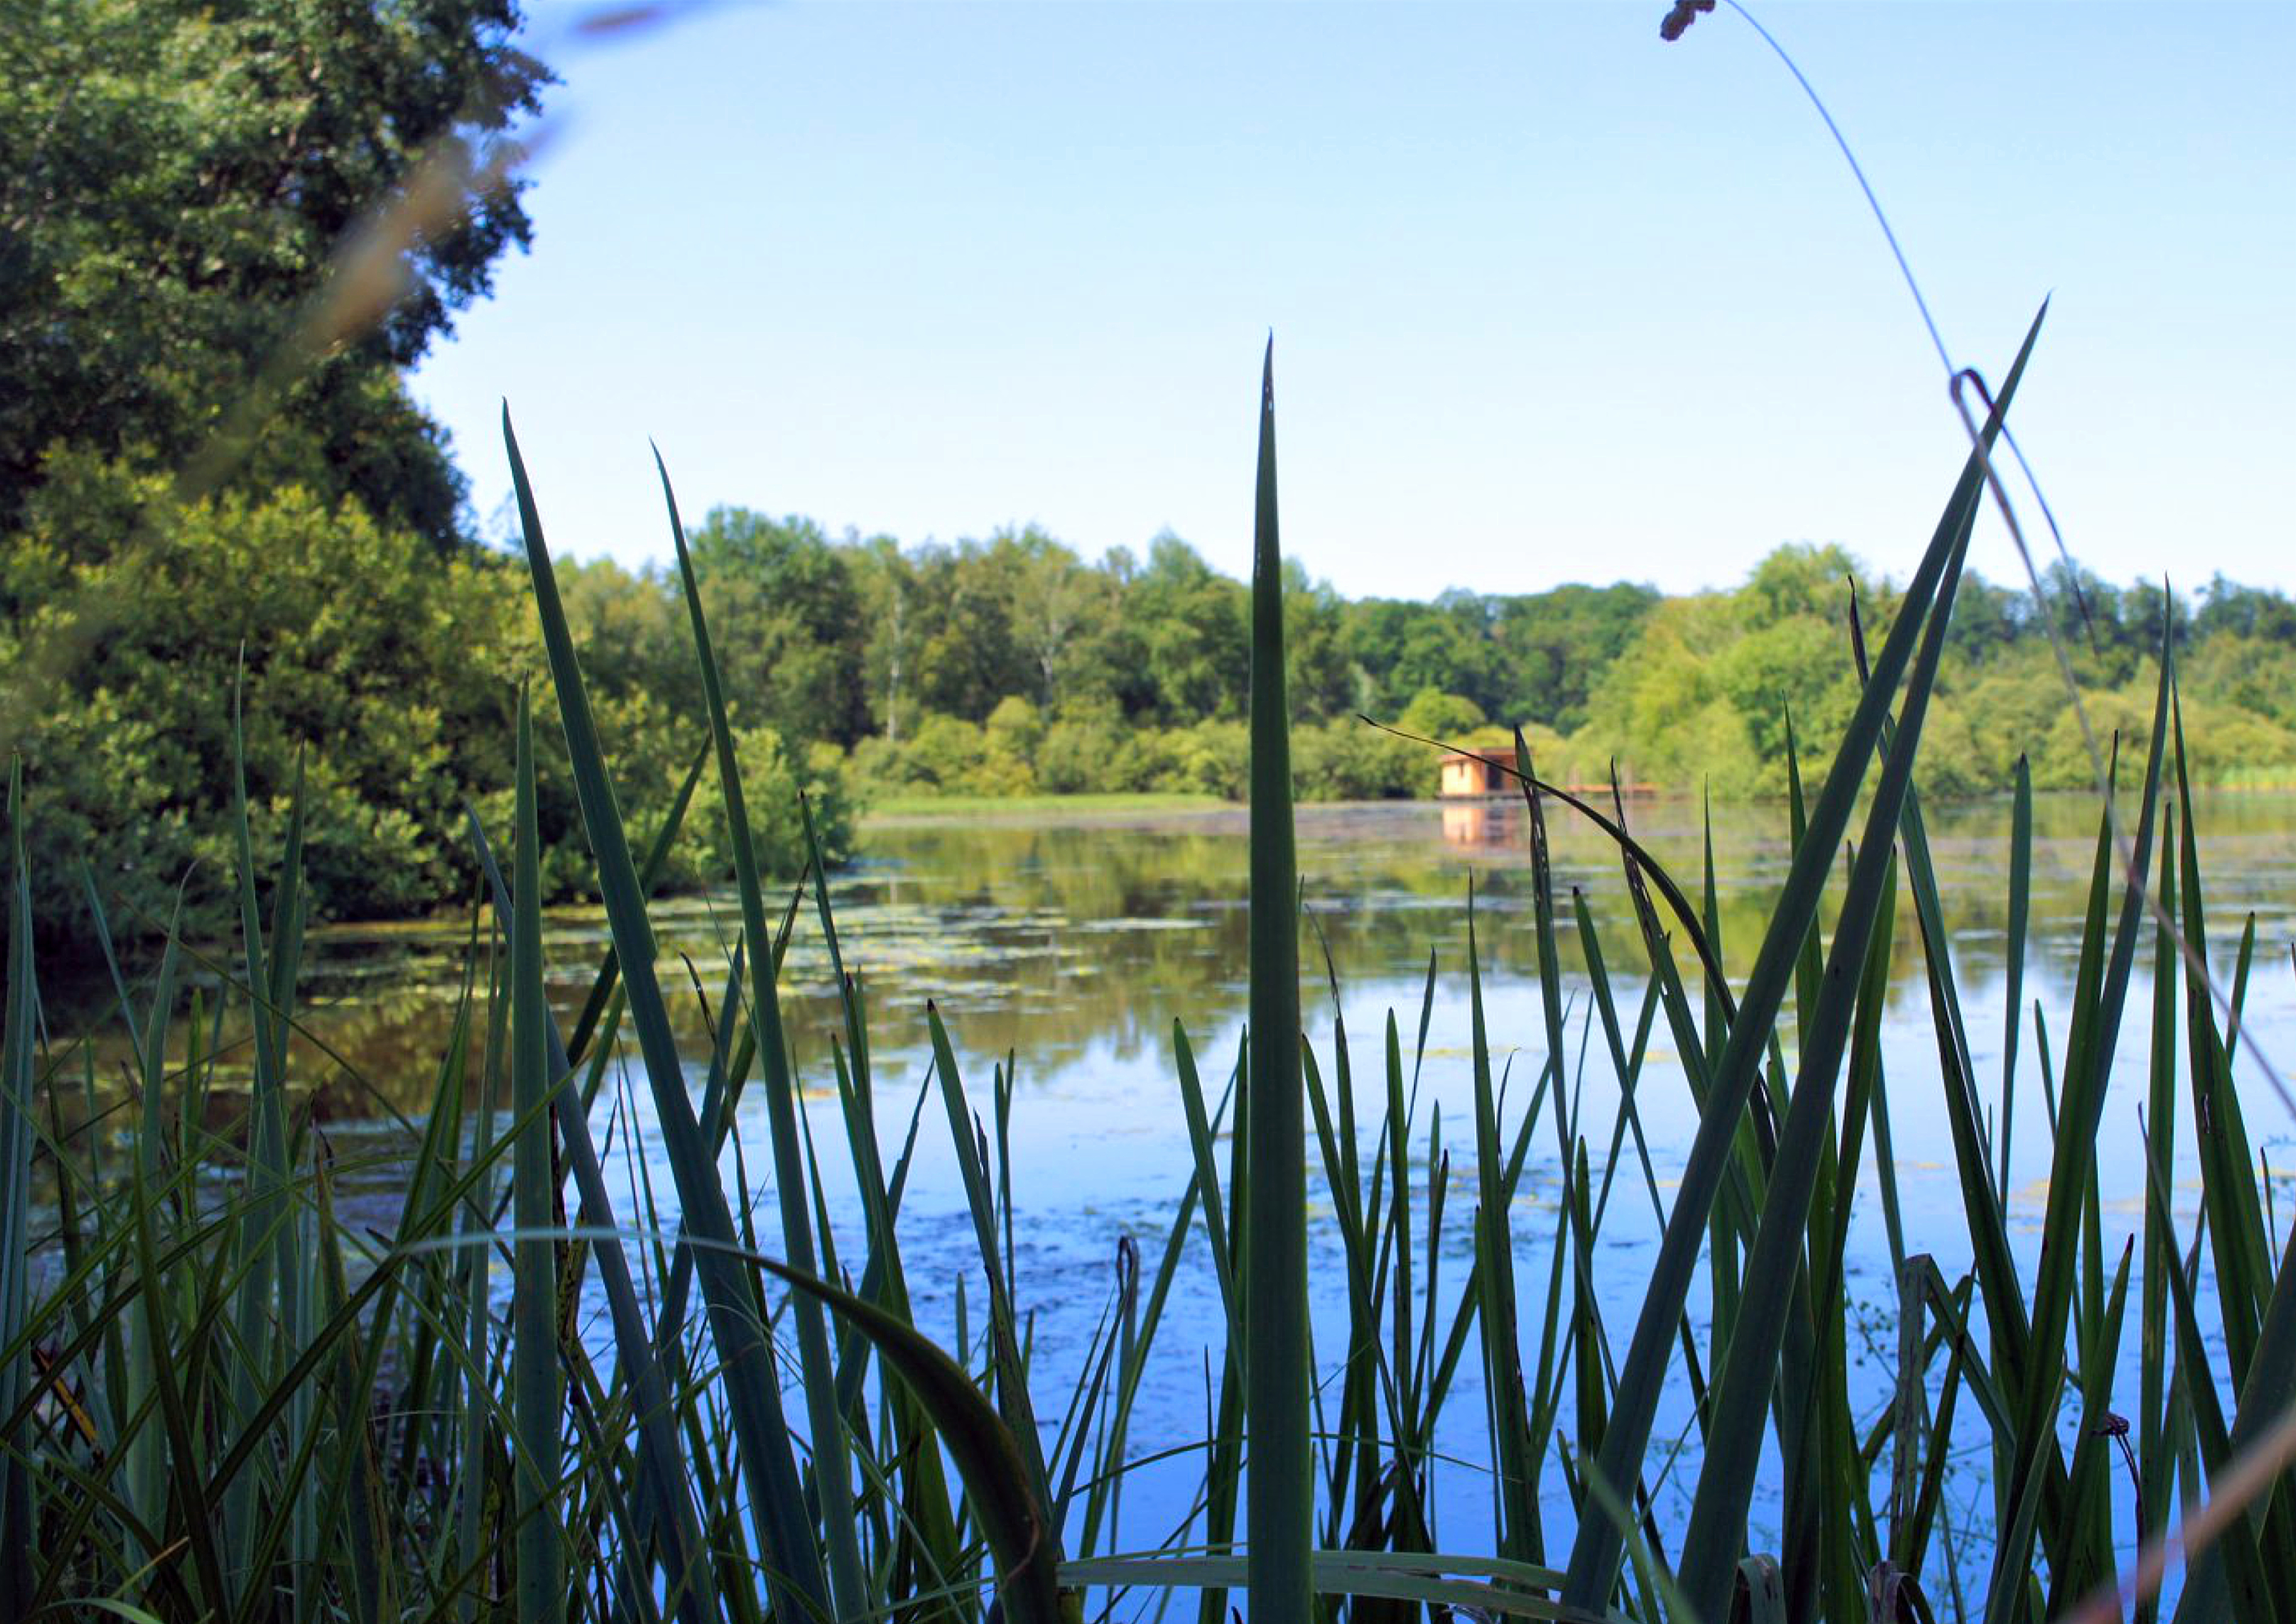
[1438,748,1515,798]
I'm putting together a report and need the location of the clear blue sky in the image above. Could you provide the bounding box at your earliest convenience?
[412,1,2294,602]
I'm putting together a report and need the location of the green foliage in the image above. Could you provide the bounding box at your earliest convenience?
[1130,534,1252,724]
[0,0,547,545]
[1395,688,1487,739]
[1489,581,1663,731]
[683,723,853,884]
[0,464,852,965]
[1290,718,1425,801]
[1,458,531,950]
[686,509,870,745]
[0,0,569,964]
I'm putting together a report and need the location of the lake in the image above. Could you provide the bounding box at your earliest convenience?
[71,789,2296,1586]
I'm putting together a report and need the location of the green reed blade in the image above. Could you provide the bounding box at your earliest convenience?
[1174,1022,1242,1337]
[1804,848,1901,1621]
[2047,1238,2135,1617]
[1677,415,1982,1616]
[2137,811,2181,1624]
[1197,1033,1251,1624]
[1904,1271,1982,1585]
[465,812,716,1622]
[311,1145,392,1624]
[1782,706,1824,1064]
[1,765,37,1622]
[1465,898,1539,1565]
[113,884,184,1565]
[2001,755,2032,1207]
[123,1158,232,1615]
[2174,696,2296,1604]
[1515,732,1573,1165]
[1081,1127,1215,1558]
[1048,1244,1134,1537]
[1383,1009,1420,1426]
[1893,742,2071,1576]
[657,446,867,1622]
[223,676,296,1579]
[503,407,830,1624]
[1989,627,2175,1615]
[924,1003,1058,1526]
[1242,338,1312,1624]
[510,689,566,1624]
[564,740,711,1070]
[2145,1188,2280,1620]
[456,935,505,1624]
[1567,298,2047,1614]
[2170,689,2275,1375]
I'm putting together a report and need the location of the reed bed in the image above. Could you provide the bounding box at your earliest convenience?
[7,316,2296,1624]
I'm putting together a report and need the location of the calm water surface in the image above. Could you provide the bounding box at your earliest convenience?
[96,791,2296,1580]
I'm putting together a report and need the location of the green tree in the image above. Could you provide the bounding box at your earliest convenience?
[1127,534,1249,724]
[685,721,853,882]
[850,534,917,740]
[1395,689,1487,740]
[687,509,870,746]
[1282,560,1354,723]
[1343,596,1498,720]
[1,0,547,543]
[1490,581,1659,732]
[2,458,534,954]
[904,539,1037,723]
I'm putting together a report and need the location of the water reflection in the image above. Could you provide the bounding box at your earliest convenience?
[54,789,2296,1132]
[1441,801,1510,846]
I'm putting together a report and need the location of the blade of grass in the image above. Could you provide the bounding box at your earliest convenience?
[1676,376,1985,1615]
[503,406,830,1624]
[1,764,37,1622]
[753,1253,1071,1624]
[1988,624,2175,1619]
[465,809,716,1623]
[510,688,566,1624]
[1564,297,2047,1612]
[1244,338,1312,1624]
[657,446,867,1624]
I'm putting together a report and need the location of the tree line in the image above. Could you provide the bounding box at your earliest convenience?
[535,520,2296,811]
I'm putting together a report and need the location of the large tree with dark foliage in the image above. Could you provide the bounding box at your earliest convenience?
[1,0,558,963]
[0,0,547,545]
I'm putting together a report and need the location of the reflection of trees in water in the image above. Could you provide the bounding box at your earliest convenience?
[61,792,2296,1128]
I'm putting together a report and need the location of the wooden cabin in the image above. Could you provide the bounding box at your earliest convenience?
[1437,748,1515,798]
[1439,747,1659,801]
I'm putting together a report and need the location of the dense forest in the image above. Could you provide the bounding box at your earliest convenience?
[10,0,2296,964]
[525,520,2296,812]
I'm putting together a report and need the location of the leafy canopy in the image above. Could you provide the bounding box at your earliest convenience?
[0,0,547,544]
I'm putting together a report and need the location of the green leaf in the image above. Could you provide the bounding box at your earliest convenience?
[1245,338,1312,1623]
[1564,298,2047,1612]
[658,446,867,1623]
[501,407,831,1624]
[509,688,565,1624]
